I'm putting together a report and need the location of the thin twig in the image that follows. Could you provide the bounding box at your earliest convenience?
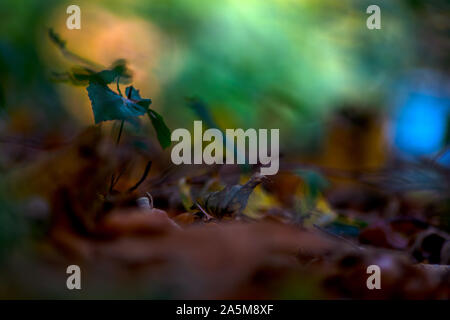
[110,163,130,191]
[109,119,125,193]
[116,120,124,145]
[146,192,154,210]
[116,76,123,97]
[194,201,214,221]
[109,175,115,193]
[128,161,153,192]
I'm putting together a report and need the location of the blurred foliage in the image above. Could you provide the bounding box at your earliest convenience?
[0,0,66,126]
[0,0,436,147]
[0,0,449,299]
[115,0,417,135]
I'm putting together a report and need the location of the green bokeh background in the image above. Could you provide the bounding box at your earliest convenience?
[0,0,426,146]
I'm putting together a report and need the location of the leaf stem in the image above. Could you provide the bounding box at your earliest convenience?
[116,120,124,145]
[195,202,214,221]
[128,161,152,192]
[116,76,122,96]
[109,119,125,193]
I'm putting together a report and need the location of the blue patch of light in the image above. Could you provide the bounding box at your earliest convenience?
[394,93,448,156]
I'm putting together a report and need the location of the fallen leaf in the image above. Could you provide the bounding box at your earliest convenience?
[199,173,265,219]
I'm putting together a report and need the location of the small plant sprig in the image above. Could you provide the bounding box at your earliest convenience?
[48,28,171,149]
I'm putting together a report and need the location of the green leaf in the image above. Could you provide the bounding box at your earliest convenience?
[86,82,148,124]
[95,59,132,85]
[125,86,151,108]
[296,169,329,200]
[53,60,132,87]
[199,173,265,219]
[147,109,171,149]
[125,86,171,149]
